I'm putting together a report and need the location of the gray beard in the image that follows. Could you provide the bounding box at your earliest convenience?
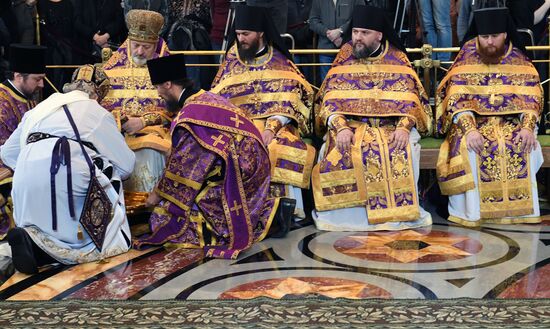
[132,55,147,66]
[352,45,371,59]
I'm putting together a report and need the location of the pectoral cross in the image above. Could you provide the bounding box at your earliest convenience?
[211,134,225,147]
[230,200,243,216]
[230,114,244,128]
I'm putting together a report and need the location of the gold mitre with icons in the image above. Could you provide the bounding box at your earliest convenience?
[126,9,164,43]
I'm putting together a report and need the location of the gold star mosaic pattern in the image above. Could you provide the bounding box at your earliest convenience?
[334,230,483,263]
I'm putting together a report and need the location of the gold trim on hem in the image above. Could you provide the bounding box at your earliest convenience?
[438,177,476,195]
[268,143,315,188]
[126,134,171,153]
[367,208,420,224]
[448,214,542,226]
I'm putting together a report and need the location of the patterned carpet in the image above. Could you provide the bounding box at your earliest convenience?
[0,298,549,328]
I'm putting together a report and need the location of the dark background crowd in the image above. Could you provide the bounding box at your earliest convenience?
[1,1,550,96]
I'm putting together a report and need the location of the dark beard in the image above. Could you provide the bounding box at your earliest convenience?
[352,43,379,59]
[478,42,506,64]
[238,39,260,62]
[166,98,181,113]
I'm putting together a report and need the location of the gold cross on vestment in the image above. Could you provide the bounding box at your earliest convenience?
[211,134,225,147]
[230,200,243,216]
[230,114,244,128]
[76,65,94,81]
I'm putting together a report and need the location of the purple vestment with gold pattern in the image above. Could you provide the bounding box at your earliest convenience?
[436,39,543,222]
[0,81,33,239]
[211,44,315,192]
[312,41,432,224]
[101,38,172,154]
[134,91,276,259]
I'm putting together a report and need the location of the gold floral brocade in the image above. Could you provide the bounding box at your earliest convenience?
[313,122,419,223]
[476,118,533,218]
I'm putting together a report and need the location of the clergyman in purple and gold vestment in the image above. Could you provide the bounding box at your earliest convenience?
[312,5,433,231]
[101,9,171,193]
[0,44,46,239]
[134,54,296,259]
[436,7,544,226]
[211,5,314,220]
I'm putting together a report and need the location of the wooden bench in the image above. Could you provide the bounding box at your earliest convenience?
[419,136,550,169]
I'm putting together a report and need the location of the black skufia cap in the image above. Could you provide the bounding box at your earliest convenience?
[9,44,47,74]
[234,5,264,32]
[146,54,187,85]
[351,5,406,53]
[474,7,508,35]
[227,5,292,60]
[462,7,527,56]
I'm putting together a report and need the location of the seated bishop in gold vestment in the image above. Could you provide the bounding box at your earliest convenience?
[101,9,171,193]
[436,8,544,226]
[312,5,433,231]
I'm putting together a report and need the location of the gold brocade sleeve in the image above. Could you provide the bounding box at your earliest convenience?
[457,114,477,136]
[396,117,415,132]
[330,115,351,133]
[521,112,538,132]
[265,118,283,134]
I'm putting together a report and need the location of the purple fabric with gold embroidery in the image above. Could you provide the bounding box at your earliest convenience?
[312,41,427,221]
[101,38,172,127]
[211,44,315,189]
[134,91,275,259]
[436,39,542,137]
[0,82,30,146]
[316,41,432,136]
[0,81,31,239]
[436,39,542,197]
[211,44,312,134]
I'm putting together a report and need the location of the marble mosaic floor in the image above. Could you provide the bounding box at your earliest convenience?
[1,211,550,301]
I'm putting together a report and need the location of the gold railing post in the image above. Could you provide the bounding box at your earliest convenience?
[101,48,113,64]
[34,7,40,45]
[413,44,440,94]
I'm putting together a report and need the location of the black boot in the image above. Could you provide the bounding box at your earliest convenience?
[7,227,39,274]
[268,198,296,238]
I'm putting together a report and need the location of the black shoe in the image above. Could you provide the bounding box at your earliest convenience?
[7,228,38,274]
[269,198,296,238]
[291,217,314,229]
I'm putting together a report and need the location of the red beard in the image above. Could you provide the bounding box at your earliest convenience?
[478,42,507,65]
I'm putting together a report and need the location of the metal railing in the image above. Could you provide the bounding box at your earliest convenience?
[43,44,550,101]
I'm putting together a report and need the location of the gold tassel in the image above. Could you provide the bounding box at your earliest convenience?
[77,225,84,240]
